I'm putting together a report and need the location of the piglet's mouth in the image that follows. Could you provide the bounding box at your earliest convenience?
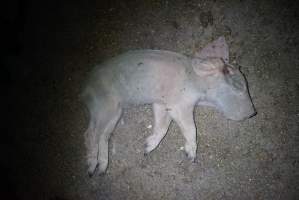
[248,111,257,119]
[225,111,257,121]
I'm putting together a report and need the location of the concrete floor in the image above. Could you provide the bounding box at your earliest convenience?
[3,0,299,199]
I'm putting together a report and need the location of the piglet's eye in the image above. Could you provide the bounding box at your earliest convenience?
[222,65,235,75]
[222,67,230,75]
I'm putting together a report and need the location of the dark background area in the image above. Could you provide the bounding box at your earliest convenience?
[2,0,299,199]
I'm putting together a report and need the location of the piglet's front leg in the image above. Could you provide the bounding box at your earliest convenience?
[144,103,172,154]
[168,104,197,161]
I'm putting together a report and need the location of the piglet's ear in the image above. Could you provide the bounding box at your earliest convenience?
[192,58,225,77]
[195,36,229,63]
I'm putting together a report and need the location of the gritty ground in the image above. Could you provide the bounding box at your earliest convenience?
[3,0,299,199]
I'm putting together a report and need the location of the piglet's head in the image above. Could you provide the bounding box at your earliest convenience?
[192,57,256,121]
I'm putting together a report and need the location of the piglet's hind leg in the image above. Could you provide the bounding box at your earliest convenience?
[85,96,122,176]
[96,102,122,175]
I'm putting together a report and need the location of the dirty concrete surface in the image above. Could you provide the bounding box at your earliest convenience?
[3,0,299,199]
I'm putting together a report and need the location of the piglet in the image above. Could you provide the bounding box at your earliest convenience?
[82,37,256,176]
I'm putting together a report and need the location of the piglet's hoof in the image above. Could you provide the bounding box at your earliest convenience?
[88,163,99,178]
